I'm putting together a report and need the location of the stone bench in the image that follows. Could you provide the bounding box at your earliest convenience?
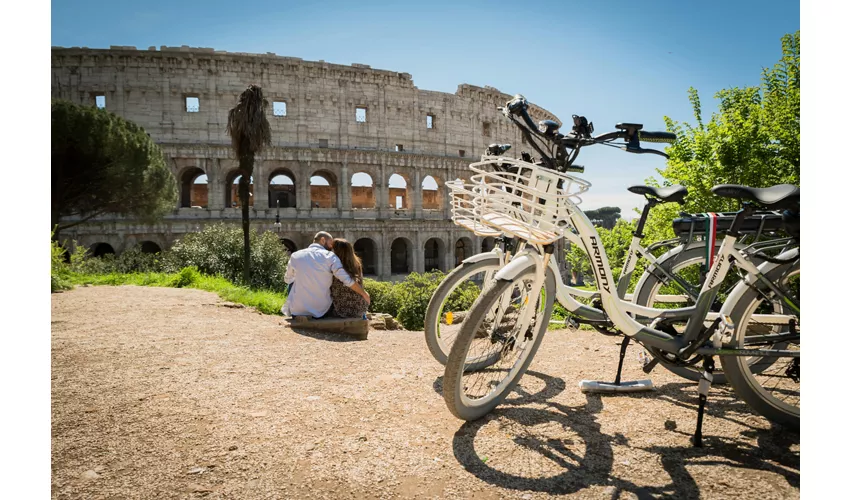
[284,316,369,340]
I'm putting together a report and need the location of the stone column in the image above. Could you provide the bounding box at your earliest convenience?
[412,168,423,218]
[442,233,453,272]
[253,158,269,213]
[414,231,424,274]
[381,233,392,279]
[377,162,389,219]
[296,160,311,218]
[206,159,224,211]
[340,162,351,217]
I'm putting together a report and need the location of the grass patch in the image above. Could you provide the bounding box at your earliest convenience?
[67,271,287,316]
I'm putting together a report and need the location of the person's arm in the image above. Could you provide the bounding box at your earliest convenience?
[330,256,371,305]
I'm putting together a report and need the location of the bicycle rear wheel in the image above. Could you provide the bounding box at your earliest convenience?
[443,266,556,421]
[424,255,502,366]
[721,262,800,428]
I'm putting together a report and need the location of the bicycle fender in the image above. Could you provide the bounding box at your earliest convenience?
[462,251,502,265]
[493,253,538,281]
[719,247,799,318]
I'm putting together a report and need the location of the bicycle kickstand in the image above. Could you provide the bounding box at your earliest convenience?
[613,336,630,385]
[579,336,654,394]
[692,356,715,448]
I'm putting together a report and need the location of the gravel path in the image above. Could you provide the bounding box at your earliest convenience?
[51,286,799,499]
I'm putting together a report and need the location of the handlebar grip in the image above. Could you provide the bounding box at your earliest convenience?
[638,131,677,144]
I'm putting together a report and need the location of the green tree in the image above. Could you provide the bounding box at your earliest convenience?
[585,206,622,229]
[640,31,800,245]
[51,100,177,241]
[226,85,272,284]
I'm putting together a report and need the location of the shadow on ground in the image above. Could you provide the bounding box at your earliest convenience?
[450,388,798,498]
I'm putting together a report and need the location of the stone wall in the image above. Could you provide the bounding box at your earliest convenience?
[52,45,567,281]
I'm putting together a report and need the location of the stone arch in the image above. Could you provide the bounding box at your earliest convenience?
[481,236,496,253]
[422,175,442,210]
[424,237,446,272]
[280,238,298,254]
[388,173,409,210]
[139,241,162,254]
[351,172,376,209]
[354,238,378,276]
[310,170,338,208]
[268,169,297,209]
[179,167,207,208]
[454,237,473,267]
[91,242,115,257]
[225,171,254,207]
[390,237,412,274]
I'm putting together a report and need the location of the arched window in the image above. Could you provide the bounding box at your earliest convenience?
[225,173,254,207]
[388,174,408,209]
[179,168,207,208]
[269,171,296,208]
[422,175,441,210]
[351,172,376,209]
[310,171,337,208]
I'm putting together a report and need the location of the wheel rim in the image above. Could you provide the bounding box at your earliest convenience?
[435,264,496,364]
[457,276,545,409]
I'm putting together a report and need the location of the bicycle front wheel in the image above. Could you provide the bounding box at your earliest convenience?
[442,265,556,421]
[424,255,502,366]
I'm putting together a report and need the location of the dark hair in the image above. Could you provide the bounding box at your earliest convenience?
[332,238,363,282]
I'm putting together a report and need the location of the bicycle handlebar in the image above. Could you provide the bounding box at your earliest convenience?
[499,94,676,171]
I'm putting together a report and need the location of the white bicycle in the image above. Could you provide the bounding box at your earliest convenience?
[440,95,799,445]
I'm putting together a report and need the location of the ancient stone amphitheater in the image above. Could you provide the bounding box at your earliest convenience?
[51,45,565,280]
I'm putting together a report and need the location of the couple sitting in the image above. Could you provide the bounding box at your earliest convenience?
[282,231,371,319]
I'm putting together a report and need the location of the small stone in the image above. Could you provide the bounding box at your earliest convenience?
[184,483,213,493]
[522,494,532,500]
[228,445,238,451]
[604,485,616,495]
[664,420,677,431]
[188,466,207,475]
[80,470,100,480]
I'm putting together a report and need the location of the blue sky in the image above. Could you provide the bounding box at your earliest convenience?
[52,0,799,217]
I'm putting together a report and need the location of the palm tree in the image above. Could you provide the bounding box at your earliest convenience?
[226,85,271,284]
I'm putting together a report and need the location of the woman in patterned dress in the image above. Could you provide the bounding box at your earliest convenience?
[330,239,369,318]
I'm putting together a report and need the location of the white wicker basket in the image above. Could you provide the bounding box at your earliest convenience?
[466,157,592,244]
[447,179,502,237]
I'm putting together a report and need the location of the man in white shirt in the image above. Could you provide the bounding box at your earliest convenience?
[282,231,370,318]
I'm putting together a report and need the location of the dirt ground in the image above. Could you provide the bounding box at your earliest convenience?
[51,286,799,499]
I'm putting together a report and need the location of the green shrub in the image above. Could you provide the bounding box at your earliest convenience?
[443,279,480,313]
[364,278,400,317]
[394,271,446,331]
[51,233,72,292]
[171,266,201,288]
[163,223,289,292]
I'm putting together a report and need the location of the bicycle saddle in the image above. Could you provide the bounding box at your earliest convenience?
[711,184,799,210]
[627,184,688,203]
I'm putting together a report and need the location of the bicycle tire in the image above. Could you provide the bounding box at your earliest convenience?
[424,255,503,366]
[443,266,556,421]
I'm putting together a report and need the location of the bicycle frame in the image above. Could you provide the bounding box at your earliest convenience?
[492,203,799,357]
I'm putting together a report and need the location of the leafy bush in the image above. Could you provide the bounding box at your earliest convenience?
[364,278,400,318]
[51,234,72,292]
[394,271,446,331]
[443,279,480,313]
[163,223,289,292]
[171,266,201,288]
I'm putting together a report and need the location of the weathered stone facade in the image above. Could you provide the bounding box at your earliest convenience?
[52,45,565,280]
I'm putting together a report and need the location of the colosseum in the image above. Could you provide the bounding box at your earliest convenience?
[51,45,567,281]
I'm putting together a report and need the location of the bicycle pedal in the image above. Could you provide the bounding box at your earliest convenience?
[566,318,579,331]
